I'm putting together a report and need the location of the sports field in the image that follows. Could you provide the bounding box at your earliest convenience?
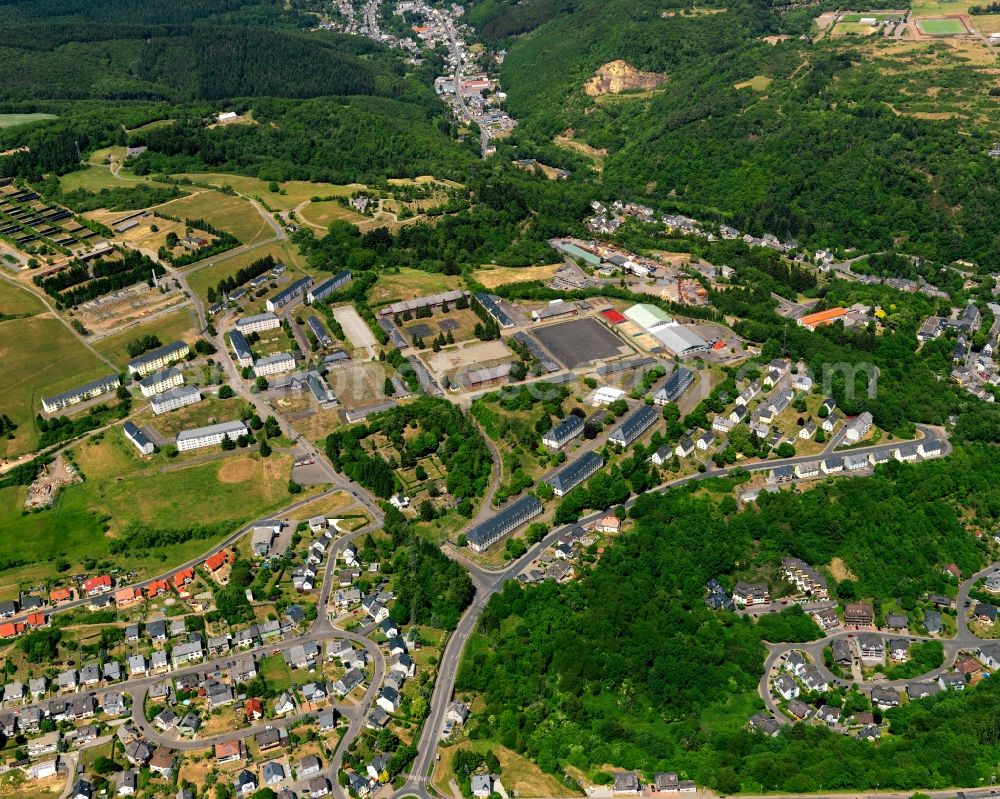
[0,315,110,458]
[916,16,969,33]
[532,317,631,369]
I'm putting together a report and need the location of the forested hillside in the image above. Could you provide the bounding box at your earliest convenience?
[0,5,381,102]
[486,0,1000,265]
[457,445,999,792]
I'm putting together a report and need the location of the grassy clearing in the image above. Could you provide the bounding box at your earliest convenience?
[133,394,246,439]
[259,653,294,691]
[0,431,298,585]
[94,306,198,367]
[735,75,773,91]
[0,316,110,458]
[174,173,361,211]
[156,190,272,245]
[59,165,167,194]
[0,279,45,316]
[0,113,57,129]
[298,200,367,230]
[472,264,560,289]
[185,240,306,301]
[433,740,573,798]
[368,268,462,307]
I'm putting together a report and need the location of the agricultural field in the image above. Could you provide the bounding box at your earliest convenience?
[0,113,57,129]
[155,189,274,245]
[93,306,198,367]
[0,315,111,458]
[368,268,463,307]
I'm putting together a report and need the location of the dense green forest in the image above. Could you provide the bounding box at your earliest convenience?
[481,0,1000,265]
[457,445,999,791]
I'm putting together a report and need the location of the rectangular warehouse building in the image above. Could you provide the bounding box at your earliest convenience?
[41,374,121,414]
[176,420,248,452]
[466,495,543,552]
[307,271,352,303]
[266,277,313,313]
[647,324,709,358]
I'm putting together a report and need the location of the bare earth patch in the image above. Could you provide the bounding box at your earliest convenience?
[584,60,666,96]
[828,557,857,581]
[217,457,258,484]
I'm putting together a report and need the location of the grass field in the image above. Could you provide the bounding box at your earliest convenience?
[841,10,904,21]
[0,279,45,316]
[134,395,245,439]
[174,173,362,212]
[259,653,294,691]
[368,268,462,307]
[0,434,298,586]
[94,306,198,367]
[432,740,573,798]
[156,190,273,245]
[297,200,367,231]
[0,113,56,129]
[185,240,307,301]
[58,165,168,194]
[0,316,110,458]
[735,75,773,90]
[917,16,969,32]
[472,264,560,290]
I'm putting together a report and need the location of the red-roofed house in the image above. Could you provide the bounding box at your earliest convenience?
[944,563,961,580]
[245,698,263,720]
[173,568,195,591]
[205,551,228,572]
[601,309,627,325]
[26,612,47,628]
[596,515,621,533]
[0,622,25,639]
[49,588,71,603]
[146,579,169,598]
[84,575,112,596]
[115,587,143,609]
[215,740,244,764]
[712,339,727,350]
